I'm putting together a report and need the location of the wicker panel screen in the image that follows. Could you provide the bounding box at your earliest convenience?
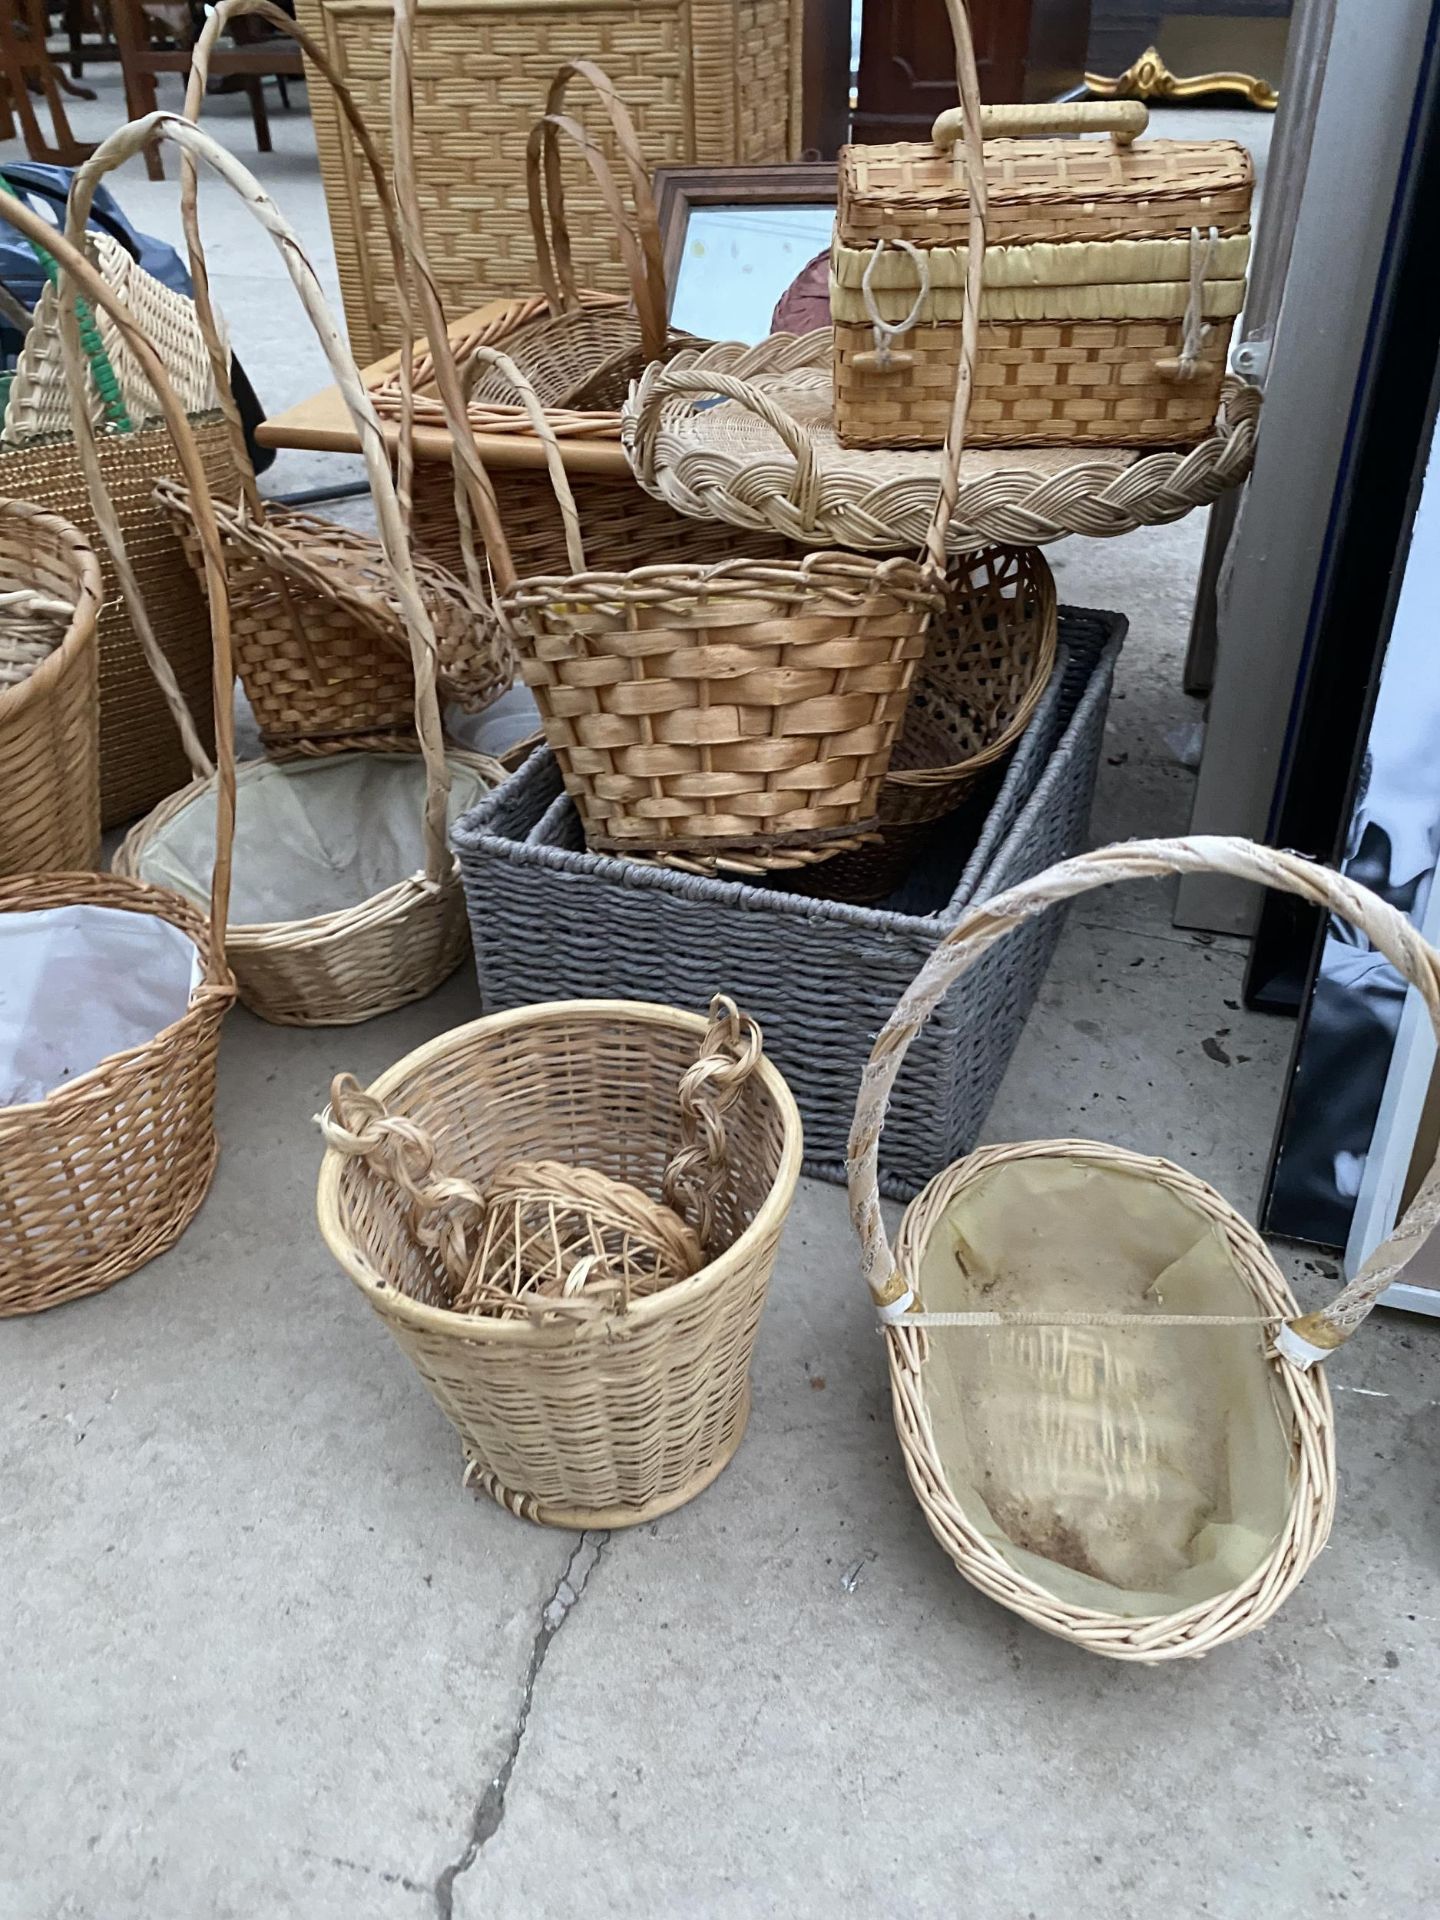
[298,0,804,364]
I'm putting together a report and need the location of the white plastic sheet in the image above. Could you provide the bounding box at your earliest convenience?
[444,685,540,760]
[0,904,201,1106]
[132,754,494,926]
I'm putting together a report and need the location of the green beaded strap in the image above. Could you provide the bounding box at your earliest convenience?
[0,176,133,434]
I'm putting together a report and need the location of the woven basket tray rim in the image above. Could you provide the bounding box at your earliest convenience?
[317,997,804,1342]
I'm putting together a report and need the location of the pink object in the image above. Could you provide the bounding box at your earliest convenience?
[769,250,831,335]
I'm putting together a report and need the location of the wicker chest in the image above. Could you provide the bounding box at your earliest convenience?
[831,109,1253,450]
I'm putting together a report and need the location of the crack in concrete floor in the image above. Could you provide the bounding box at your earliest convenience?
[434,1530,609,1916]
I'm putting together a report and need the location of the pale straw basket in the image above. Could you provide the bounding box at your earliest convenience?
[848,835,1440,1660]
[317,998,803,1526]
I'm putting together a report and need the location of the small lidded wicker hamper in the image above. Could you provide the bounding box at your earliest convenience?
[831,0,1252,450]
[318,997,802,1525]
[0,502,103,876]
[849,836,1440,1661]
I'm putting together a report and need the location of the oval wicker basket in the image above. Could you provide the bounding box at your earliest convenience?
[79,109,498,1027]
[0,190,238,1317]
[0,501,103,876]
[317,998,803,1527]
[848,835,1440,1661]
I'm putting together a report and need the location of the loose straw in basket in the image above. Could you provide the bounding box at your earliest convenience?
[66,109,455,890]
[33,190,237,975]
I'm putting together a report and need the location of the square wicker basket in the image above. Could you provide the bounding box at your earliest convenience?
[298,0,805,363]
[832,131,1253,450]
[453,605,1124,1198]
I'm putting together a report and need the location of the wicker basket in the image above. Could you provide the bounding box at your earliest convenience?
[297,0,804,364]
[152,0,511,760]
[0,502,103,876]
[0,223,236,826]
[831,0,1252,450]
[93,109,505,1027]
[847,836,1440,1661]
[0,189,238,1317]
[453,605,1123,1195]
[317,997,802,1526]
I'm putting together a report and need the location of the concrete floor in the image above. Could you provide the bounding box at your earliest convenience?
[4,75,1440,1920]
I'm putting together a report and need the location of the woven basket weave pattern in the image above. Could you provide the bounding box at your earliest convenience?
[298,0,803,362]
[320,1004,801,1524]
[0,504,103,875]
[0,417,236,826]
[454,607,1123,1197]
[0,872,231,1317]
[834,317,1237,449]
[506,557,941,858]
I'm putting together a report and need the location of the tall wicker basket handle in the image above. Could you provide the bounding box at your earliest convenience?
[457,346,588,576]
[5,191,239,984]
[392,0,515,592]
[848,835,1440,1368]
[932,100,1148,149]
[529,59,669,366]
[662,995,766,1254]
[68,111,454,891]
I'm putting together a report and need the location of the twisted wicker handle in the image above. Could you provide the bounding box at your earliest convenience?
[628,362,821,513]
[662,995,766,1253]
[529,59,668,364]
[932,100,1147,147]
[4,191,238,982]
[68,111,454,889]
[847,835,1440,1366]
[392,0,516,593]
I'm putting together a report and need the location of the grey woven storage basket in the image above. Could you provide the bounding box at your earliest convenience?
[453,606,1124,1197]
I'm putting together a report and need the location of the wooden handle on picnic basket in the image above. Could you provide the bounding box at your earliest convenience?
[932,101,1148,149]
[528,60,668,366]
[68,110,454,890]
[848,835,1440,1365]
[8,188,239,983]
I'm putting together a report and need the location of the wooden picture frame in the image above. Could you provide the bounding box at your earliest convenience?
[652,163,838,332]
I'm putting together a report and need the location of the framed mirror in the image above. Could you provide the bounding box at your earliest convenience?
[652,163,837,344]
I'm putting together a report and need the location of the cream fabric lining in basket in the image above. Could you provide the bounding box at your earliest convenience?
[130,755,492,925]
[0,904,201,1105]
[915,1155,1294,1618]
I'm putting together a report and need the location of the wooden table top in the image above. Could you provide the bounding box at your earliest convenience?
[256,297,631,478]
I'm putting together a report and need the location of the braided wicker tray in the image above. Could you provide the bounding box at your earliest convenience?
[622,331,1260,554]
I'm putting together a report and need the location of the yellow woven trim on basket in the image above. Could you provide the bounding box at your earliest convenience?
[831,232,1251,293]
[830,273,1246,327]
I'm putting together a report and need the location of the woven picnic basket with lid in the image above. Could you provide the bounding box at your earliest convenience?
[0,193,238,1317]
[153,0,510,761]
[91,109,505,1028]
[0,212,237,827]
[831,0,1252,450]
[848,835,1440,1661]
[0,502,103,876]
[317,996,802,1526]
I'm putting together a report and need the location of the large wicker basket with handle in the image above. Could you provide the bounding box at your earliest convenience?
[848,836,1440,1661]
[0,502,103,876]
[0,191,237,1317]
[317,997,802,1526]
[88,109,505,1027]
